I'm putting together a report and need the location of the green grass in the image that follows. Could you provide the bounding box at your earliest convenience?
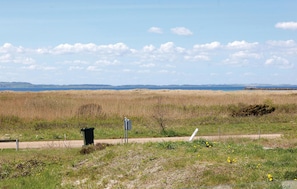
[1,112,297,141]
[1,138,297,188]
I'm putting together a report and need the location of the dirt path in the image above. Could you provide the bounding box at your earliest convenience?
[0,134,282,149]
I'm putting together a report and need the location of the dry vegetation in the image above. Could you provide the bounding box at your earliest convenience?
[1,89,297,141]
[1,89,296,120]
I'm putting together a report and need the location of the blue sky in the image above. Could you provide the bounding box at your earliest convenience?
[0,0,296,85]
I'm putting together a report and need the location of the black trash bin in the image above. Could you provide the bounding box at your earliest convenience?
[81,127,95,145]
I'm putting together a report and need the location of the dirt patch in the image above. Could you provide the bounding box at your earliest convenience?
[80,143,113,154]
[0,159,45,179]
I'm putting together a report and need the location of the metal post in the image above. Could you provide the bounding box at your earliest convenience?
[124,117,127,143]
[123,117,131,144]
[126,129,128,143]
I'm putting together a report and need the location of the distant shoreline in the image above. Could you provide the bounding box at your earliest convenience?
[1,82,297,92]
[244,87,297,90]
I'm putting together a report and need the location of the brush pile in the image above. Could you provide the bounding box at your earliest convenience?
[232,104,275,117]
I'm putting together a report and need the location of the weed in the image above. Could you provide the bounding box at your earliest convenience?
[284,170,297,180]
[157,141,177,150]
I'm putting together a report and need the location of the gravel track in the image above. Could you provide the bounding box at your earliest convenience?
[0,134,282,149]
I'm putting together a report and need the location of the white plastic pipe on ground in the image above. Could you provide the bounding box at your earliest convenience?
[189,128,199,142]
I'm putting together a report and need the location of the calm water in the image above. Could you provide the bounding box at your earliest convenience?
[0,85,248,92]
[1,84,297,92]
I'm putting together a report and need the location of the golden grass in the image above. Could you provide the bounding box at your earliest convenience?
[0,90,296,120]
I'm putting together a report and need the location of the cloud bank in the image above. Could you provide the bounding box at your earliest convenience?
[0,21,296,84]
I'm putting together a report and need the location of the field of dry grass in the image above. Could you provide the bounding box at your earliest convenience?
[1,90,297,141]
[1,89,297,120]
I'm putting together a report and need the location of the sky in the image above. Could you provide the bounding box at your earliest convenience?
[0,0,297,85]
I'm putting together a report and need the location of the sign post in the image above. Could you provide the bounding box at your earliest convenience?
[123,117,132,143]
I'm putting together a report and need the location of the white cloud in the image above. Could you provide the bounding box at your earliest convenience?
[159,42,175,53]
[275,22,297,30]
[148,27,163,34]
[226,40,258,49]
[193,41,221,50]
[1,40,296,84]
[36,48,49,54]
[52,43,131,55]
[0,53,35,64]
[22,64,56,70]
[0,43,24,53]
[184,55,209,61]
[230,51,260,59]
[95,59,119,65]
[266,40,296,47]
[86,66,102,71]
[53,43,96,54]
[171,27,193,36]
[159,42,185,53]
[0,54,12,63]
[265,56,293,68]
[143,45,156,52]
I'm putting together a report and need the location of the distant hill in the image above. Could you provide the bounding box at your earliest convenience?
[0,82,112,89]
[0,82,34,88]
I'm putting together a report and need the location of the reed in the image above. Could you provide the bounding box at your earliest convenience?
[0,90,297,140]
[1,90,296,120]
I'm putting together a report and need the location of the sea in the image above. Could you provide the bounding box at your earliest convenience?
[1,84,297,92]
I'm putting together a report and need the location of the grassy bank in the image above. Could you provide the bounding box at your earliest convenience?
[1,137,297,188]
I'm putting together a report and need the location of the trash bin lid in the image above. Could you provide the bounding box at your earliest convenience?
[81,127,95,131]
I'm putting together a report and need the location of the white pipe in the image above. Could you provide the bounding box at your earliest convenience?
[189,128,199,142]
[16,139,19,151]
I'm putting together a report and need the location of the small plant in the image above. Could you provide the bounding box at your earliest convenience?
[157,141,177,150]
[227,156,236,164]
[267,173,273,181]
[160,129,178,137]
[152,97,168,133]
[197,139,213,148]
